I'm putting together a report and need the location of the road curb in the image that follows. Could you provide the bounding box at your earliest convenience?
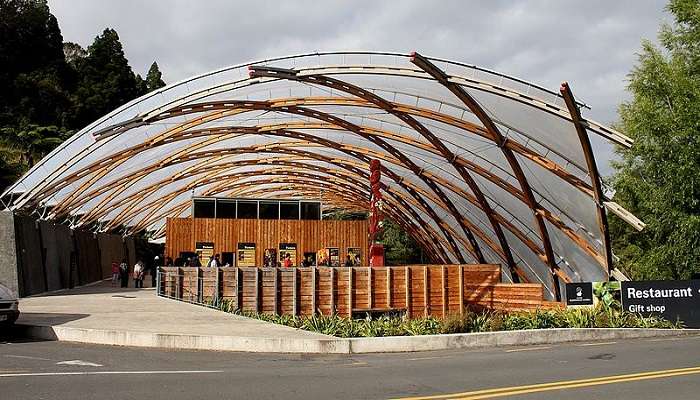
[15,323,699,354]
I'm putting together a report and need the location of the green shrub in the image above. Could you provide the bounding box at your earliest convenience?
[562,307,596,328]
[208,299,682,337]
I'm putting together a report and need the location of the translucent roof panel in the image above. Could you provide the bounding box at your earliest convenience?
[2,51,640,300]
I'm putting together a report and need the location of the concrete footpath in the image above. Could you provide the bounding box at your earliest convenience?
[15,281,700,354]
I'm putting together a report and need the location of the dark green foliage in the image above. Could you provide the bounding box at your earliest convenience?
[378,219,423,265]
[68,28,141,127]
[611,0,700,280]
[0,1,167,191]
[211,299,680,337]
[145,61,166,92]
[0,0,71,128]
[0,124,69,166]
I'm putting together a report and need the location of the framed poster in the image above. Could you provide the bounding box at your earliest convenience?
[195,242,214,259]
[279,243,297,267]
[263,248,277,268]
[237,243,256,267]
[317,248,329,266]
[328,247,340,267]
[347,247,361,266]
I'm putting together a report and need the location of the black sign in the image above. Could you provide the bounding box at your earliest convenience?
[621,280,700,328]
[565,282,593,306]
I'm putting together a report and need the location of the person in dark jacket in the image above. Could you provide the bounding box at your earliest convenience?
[119,259,129,288]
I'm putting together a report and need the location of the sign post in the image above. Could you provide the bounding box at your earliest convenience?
[621,280,700,327]
[565,282,593,307]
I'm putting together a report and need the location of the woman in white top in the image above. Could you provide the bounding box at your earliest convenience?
[133,261,144,288]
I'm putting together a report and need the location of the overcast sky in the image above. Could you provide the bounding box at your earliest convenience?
[48,0,670,173]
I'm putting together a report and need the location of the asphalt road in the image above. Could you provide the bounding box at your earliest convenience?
[1,329,699,400]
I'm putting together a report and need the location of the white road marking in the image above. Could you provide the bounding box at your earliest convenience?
[577,341,617,347]
[407,356,445,361]
[342,361,368,367]
[56,360,103,367]
[4,355,54,361]
[505,346,552,353]
[0,370,223,378]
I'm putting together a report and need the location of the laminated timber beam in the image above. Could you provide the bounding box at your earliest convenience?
[249,65,520,280]
[42,99,594,222]
[411,51,563,299]
[67,130,598,275]
[560,82,613,277]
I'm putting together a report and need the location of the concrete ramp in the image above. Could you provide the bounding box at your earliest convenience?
[16,280,341,353]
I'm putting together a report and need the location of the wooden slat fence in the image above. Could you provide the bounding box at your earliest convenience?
[160,264,561,318]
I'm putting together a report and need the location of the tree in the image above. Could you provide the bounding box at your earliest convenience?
[378,219,423,265]
[0,0,71,127]
[63,42,87,70]
[610,0,700,280]
[69,28,140,128]
[145,61,166,92]
[0,0,72,191]
[135,73,148,96]
[0,125,69,167]
[0,3,169,192]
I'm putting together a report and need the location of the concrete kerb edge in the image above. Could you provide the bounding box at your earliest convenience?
[16,324,351,353]
[346,328,700,353]
[15,323,700,354]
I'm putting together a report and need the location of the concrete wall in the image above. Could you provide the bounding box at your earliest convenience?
[0,211,19,297]
[14,215,45,296]
[0,211,142,297]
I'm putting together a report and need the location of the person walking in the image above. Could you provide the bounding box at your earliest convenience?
[111,262,120,287]
[283,253,293,268]
[189,254,201,268]
[133,261,144,288]
[206,254,220,268]
[152,255,161,287]
[119,259,129,288]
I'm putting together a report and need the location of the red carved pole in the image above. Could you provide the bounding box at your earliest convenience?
[369,159,384,267]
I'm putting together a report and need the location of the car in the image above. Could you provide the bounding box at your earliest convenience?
[0,283,19,326]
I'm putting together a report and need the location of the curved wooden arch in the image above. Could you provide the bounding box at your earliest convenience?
[410,52,562,298]
[63,126,601,274]
[42,97,594,232]
[94,146,556,269]
[561,82,613,276]
[249,65,520,281]
[56,104,482,263]
[110,96,596,198]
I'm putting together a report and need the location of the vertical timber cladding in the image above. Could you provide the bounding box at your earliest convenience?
[165,218,369,267]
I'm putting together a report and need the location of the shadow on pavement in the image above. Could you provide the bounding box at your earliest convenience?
[24,281,155,297]
[17,312,90,326]
[0,324,52,344]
